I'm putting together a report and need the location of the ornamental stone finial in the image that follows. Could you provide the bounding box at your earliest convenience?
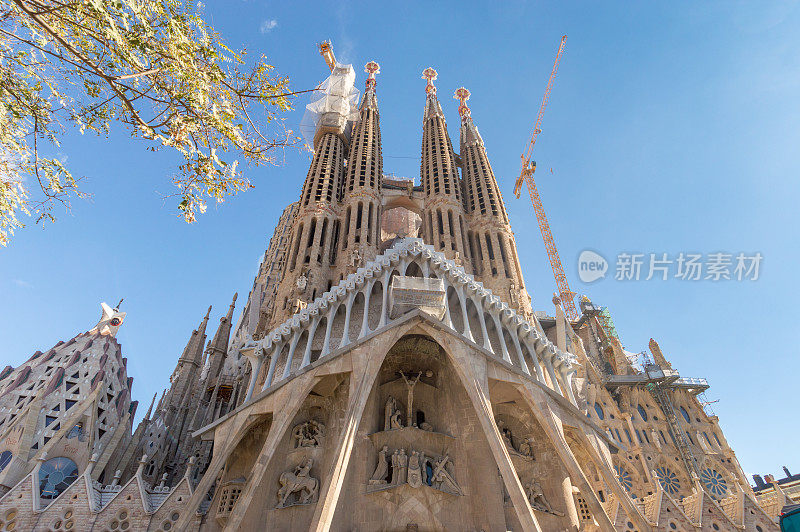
[454,87,471,118]
[365,61,380,90]
[422,67,438,95]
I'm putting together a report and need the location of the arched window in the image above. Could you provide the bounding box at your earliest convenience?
[593,402,604,420]
[39,456,79,499]
[637,404,648,422]
[0,450,11,473]
[679,406,690,423]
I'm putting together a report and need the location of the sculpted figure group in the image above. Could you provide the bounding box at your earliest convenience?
[369,445,461,495]
[383,370,435,432]
[496,418,535,460]
[292,420,325,448]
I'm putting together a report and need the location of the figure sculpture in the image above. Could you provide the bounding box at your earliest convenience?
[291,420,325,448]
[385,396,402,430]
[350,249,362,268]
[369,446,389,485]
[397,448,408,484]
[518,437,535,459]
[277,458,318,508]
[430,454,462,495]
[526,479,563,516]
[400,371,422,427]
[407,450,422,488]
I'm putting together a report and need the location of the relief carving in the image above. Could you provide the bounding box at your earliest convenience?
[291,420,325,448]
[277,457,319,508]
[369,446,461,496]
[369,445,390,485]
[525,479,564,516]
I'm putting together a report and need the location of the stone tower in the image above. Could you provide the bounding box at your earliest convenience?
[419,68,471,265]
[273,61,362,327]
[456,87,533,316]
[0,44,778,532]
[0,303,136,492]
[337,61,384,277]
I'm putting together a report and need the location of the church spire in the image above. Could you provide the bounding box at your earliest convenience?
[455,87,509,224]
[204,293,237,383]
[456,87,531,317]
[340,61,383,268]
[419,68,468,263]
[144,392,157,421]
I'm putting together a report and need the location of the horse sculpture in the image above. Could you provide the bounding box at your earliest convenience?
[277,460,318,508]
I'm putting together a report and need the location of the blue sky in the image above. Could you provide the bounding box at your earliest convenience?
[1,1,798,481]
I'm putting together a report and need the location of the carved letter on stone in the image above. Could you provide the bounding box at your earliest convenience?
[277,457,319,508]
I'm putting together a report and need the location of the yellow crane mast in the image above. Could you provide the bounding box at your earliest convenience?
[513,35,579,321]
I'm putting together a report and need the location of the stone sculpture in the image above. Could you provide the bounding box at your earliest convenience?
[385,396,404,430]
[497,419,515,451]
[525,479,563,516]
[370,446,461,495]
[407,450,422,488]
[277,457,319,508]
[518,437,535,459]
[430,454,462,495]
[350,249,362,268]
[369,446,389,485]
[400,370,423,427]
[292,420,325,448]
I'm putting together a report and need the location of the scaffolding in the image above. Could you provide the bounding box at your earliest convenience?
[647,377,700,478]
[598,307,622,347]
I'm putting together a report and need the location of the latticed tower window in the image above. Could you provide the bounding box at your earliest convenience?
[576,496,592,521]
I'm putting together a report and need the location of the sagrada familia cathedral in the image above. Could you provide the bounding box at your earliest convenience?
[0,45,780,531]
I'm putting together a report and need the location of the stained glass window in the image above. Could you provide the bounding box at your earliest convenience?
[637,404,648,421]
[655,466,681,494]
[594,402,604,420]
[0,451,11,472]
[39,456,79,499]
[615,465,633,492]
[701,468,728,498]
[680,406,690,423]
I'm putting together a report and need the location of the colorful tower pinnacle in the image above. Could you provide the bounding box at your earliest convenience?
[419,68,469,264]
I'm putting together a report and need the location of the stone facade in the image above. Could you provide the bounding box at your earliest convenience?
[0,47,779,531]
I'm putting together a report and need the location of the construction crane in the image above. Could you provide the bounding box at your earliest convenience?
[318,41,336,71]
[513,35,580,321]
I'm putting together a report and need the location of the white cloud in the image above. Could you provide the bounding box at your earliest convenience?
[260,19,278,34]
[13,279,31,288]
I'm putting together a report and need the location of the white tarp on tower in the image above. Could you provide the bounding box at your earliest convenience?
[300,62,360,149]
